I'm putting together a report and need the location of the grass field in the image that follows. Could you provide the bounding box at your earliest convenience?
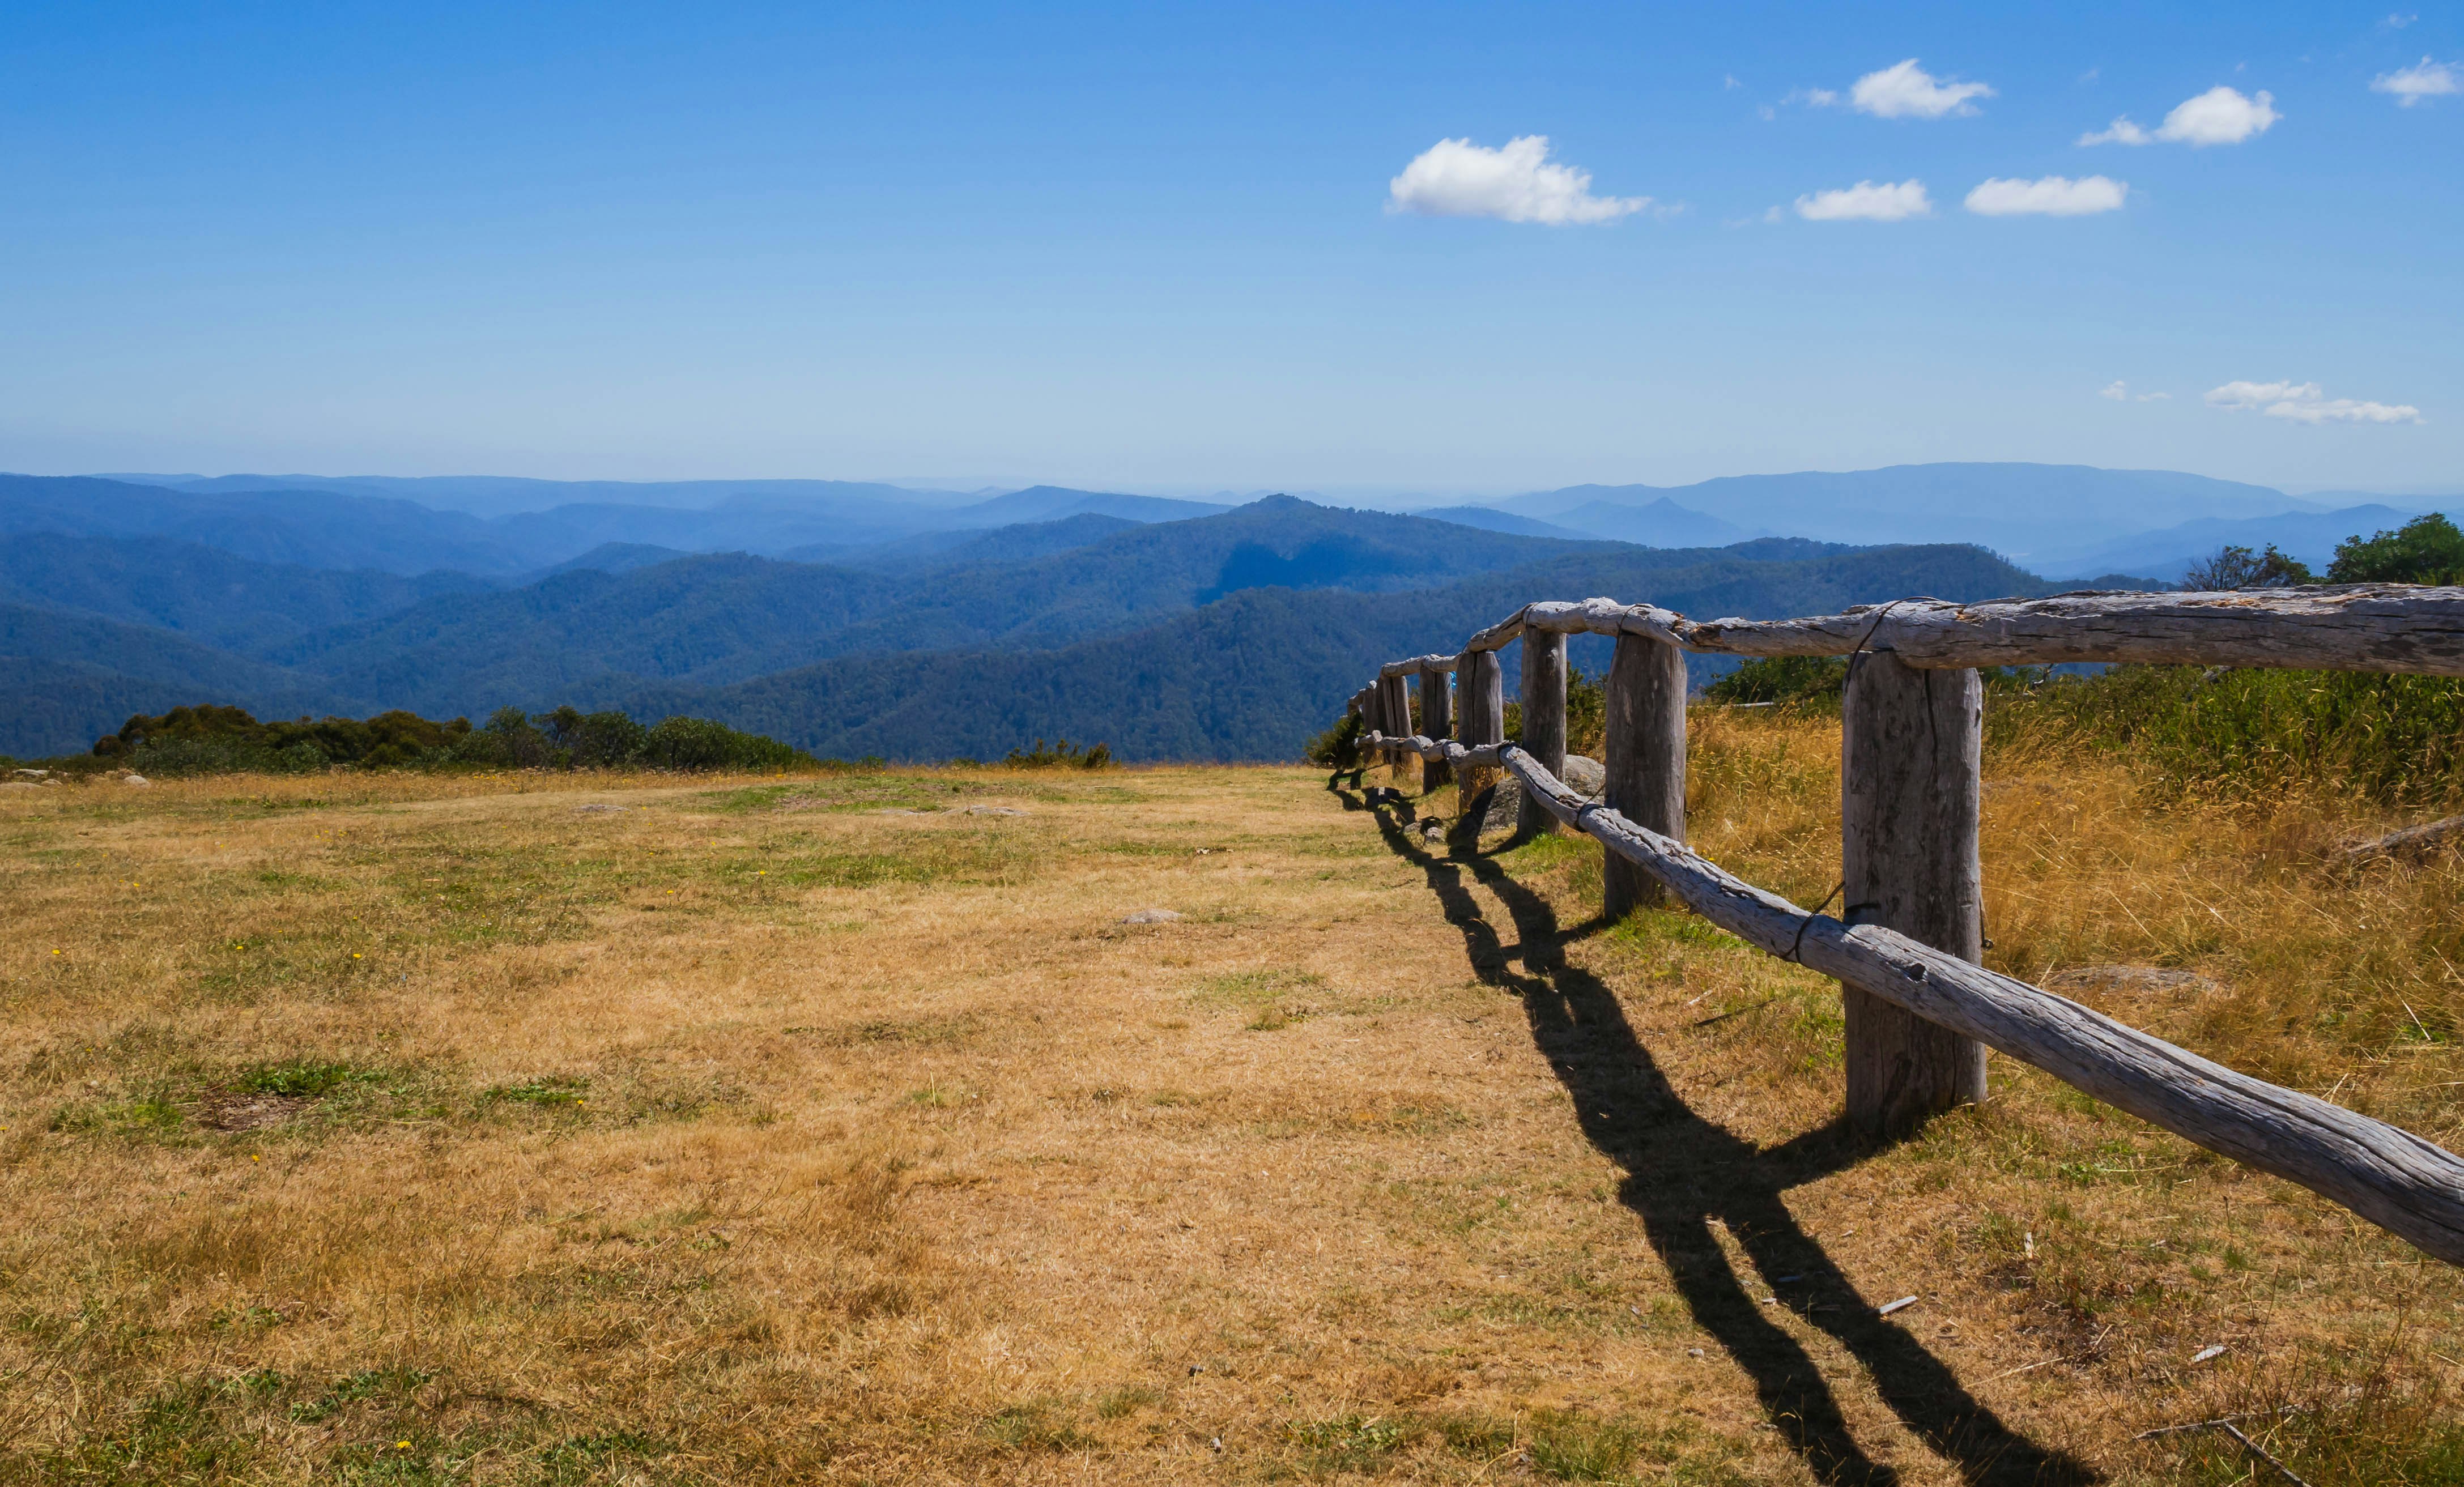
[5,719,2464,1484]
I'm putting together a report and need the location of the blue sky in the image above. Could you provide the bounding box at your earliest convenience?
[1,2,2456,496]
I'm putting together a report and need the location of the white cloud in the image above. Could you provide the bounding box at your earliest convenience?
[1724,73,1742,90]
[1848,58,1994,118]
[2082,85,2279,146]
[2206,380,2423,425]
[2374,57,2459,106]
[1965,174,2129,216]
[1386,136,1647,225]
[1794,179,1933,221]
[2101,381,2130,400]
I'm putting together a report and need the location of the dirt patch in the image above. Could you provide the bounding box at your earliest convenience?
[195,1090,314,1131]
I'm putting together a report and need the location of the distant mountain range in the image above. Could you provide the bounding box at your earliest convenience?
[0,476,2078,760]
[1484,463,2315,564]
[5,459,2450,762]
[2033,504,2441,581]
[13,474,1216,576]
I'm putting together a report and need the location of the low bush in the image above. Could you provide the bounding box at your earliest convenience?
[1997,663,2464,809]
[1000,739,1112,769]
[82,703,812,776]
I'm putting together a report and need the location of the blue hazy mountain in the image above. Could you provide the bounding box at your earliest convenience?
[0,474,531,575]
[2035,503,2443,582]
[1547,497,1748,548]
[108,472,968,519]
[1503,463,2297,561]
[35,474,1223,574]
[1410,506,1595,539]
[940,485,1232,527]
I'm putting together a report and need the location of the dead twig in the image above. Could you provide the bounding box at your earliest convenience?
[2135,1411,2311,1487]
[1691,996,1780,1029]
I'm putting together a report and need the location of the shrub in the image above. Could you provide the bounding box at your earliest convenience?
[2185,542,2313,590]
[1702,655,1848,709]
[1305,711,1364,769]
[1995,663,2464,809]
[2327,513,2464,585]
[1000,739,1112,769]
[639,715,807,771]
[90,704,809,775]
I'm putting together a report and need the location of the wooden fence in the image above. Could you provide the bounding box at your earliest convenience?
[1345,586,2464,1265]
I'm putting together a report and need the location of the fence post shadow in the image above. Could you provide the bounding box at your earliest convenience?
[1343,782,2096,1487]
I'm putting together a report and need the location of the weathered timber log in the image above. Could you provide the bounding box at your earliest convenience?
[1602,632,1687,916]
[1381,652,1458,679]
[1842,653,1989,1136]
[1361,731,1503,766]
[2345,813,2464,864]
[1685,587,2464,673]
[1428,588,2464,675]
[1519,630,1568,836]
[1476,743,2464,1266]
[1419,662,1453,793]
[1457,648,1505,808]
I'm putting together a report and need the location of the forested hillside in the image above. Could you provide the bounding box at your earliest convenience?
[602,539,2056,761]
[0,488,2097,760]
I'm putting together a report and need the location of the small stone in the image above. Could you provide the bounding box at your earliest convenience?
[1122,909,1182,924]
[572,803,624,814]
[1560,754,1606,796]
[11,768,47,778]
[122,775,152,787]
[962,805,1027,816]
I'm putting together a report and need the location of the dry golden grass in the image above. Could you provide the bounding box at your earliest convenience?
[2,735,2461,1484]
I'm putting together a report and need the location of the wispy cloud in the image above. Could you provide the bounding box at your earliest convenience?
[1794,179,1933,221]
[2206,380,2423,425]
[2373,57,2459,106]
[1386,137,1647,225]
[2103,380,2170,402]
[1846,59,1994,118]
[1965,175,2128,216]
[2082,85,2279,146]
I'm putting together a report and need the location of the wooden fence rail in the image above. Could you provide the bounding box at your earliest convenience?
[1347,586,2464,1266]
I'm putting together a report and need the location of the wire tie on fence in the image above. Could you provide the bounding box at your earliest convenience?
[1843,598,1908,684]
[1784,881,1844,964]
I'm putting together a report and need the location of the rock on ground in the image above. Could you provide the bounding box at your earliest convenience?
[1122,909,1182,924]
[1561,754,1606,796]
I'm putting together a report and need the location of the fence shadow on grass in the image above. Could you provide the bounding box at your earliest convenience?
[1329,773,2095,1487]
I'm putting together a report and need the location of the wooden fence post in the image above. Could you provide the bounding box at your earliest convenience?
[1457,649,1504,813]
[1419,662,1453,793]
[1519,631,1567,835]
[1602,634,1687,916]
[1382,672,1413,778]
[1841,651,1989,1136]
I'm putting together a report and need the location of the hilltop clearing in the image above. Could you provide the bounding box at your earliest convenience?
[3,723,2457,1482]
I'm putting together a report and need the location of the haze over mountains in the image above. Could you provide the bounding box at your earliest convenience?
[1,462,2451,761]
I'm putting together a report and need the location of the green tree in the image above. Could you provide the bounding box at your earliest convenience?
[2185,542,2313,590]
[2326,513,2464,586]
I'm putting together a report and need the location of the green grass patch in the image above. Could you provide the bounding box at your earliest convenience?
[490,1075,588,1107]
